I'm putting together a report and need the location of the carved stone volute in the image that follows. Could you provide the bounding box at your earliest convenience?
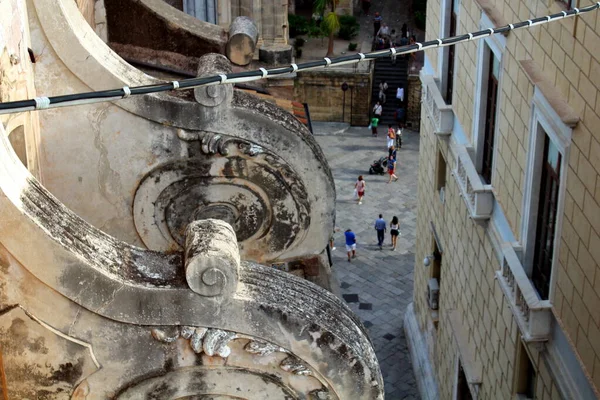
[194,53,233,109]
[183,219,239,297]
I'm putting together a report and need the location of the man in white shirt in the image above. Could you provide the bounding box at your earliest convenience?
[373,102,383,118]
[377,23,390,38]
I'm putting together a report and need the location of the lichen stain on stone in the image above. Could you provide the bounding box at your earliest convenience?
[50,357,85,385]
[1,318,49,356]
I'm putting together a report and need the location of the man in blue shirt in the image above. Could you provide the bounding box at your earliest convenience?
[345,229,357,262]
[374,214,386,249]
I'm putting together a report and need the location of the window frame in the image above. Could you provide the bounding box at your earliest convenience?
[438,0,460,104]
[520,88,571,302]
[472,12,506,183]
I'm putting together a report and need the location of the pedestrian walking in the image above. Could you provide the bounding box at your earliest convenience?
[378,81,388,103]
[396,126,403,148]
[370,116,379,136]
[388,145,397,161]
[401,23,408,39]
[387,124,396,149]
[373,12,382,38]
[330,227,340,250]
[345,229,357,262]
[396,85,404,102]
[377,23,390,38]
[390,216,400,250]
[387,155,398,183]
[394,106,405,128]
[373,101,383,117]
[374,214,386,249]
[355,175,366,204]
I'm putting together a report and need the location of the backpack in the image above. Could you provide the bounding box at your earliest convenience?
[389,129,396,139]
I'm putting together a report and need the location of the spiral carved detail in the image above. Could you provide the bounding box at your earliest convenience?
[133,134,311,263]
[184,219,239,297]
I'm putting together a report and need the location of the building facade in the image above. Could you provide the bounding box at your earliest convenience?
[406,0,600,398]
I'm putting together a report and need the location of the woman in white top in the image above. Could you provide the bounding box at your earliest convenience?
[355,175,366,205]
[390,215,400,250]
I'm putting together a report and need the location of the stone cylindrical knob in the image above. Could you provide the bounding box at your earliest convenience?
[226,17,259,66]
[184,219,240,297]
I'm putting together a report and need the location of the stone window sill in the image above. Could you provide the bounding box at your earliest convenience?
[474,0,509,36]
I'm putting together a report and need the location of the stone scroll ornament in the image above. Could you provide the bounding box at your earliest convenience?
[133,133,311,264]
[141,327,335,399]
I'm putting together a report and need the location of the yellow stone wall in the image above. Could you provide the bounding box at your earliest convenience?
[415,0,600,396]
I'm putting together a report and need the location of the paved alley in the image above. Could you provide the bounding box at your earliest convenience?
[313,123,420,399]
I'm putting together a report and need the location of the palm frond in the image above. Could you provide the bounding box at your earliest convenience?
[322,11,340,34]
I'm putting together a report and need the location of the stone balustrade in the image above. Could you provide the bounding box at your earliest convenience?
[453,145,494,221]
[496,243,552,342]
[420,74,453,136]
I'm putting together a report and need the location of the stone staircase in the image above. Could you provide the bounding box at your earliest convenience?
[371,56,409,126]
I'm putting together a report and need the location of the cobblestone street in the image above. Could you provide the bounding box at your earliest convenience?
[313,123,420,399]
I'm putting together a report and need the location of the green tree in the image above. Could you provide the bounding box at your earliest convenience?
[313,0,340,57]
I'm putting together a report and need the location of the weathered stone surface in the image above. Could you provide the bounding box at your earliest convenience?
[226,17,259,66]
[28,0,334,264]
[0,1,383,398]
[259,44,293,65]
[0,307,99,399]
[103,0,227,57]
[184,219,240,297]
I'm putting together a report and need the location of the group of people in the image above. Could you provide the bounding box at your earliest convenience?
[368,12,417,54]
[341,214,401,262]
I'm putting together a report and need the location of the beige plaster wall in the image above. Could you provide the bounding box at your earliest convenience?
[415,0,600,396]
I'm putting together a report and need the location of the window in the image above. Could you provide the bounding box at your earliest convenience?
[440,0,459,104]
[561,0,575,10]
[472,15,505,186]
[515,340,536,398]
[521,88,571,302]
[481,49,499,184]
[531,134,561,299]
[436,150,447,200]
[456,359,473,400]
[445,0,457,103]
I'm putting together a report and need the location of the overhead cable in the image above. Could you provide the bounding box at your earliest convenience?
[0,2,598,115]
